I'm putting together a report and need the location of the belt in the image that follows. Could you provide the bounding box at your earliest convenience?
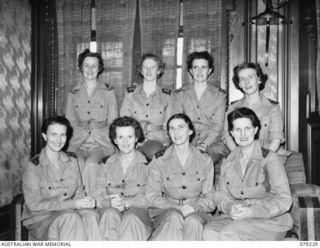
[79,120,107,130]
[166,195,199,206]
[142,122,163,133]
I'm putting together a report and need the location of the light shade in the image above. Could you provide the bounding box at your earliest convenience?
[251,7,287,25]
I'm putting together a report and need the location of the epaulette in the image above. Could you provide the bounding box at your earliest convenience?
[30,155,40,166]
[162,88,171,95]
[174,87,184,94]
[261,147,270,158]
[101,156,110,164]
[104,83,114,90]
[127,85,136,93]
[230,99,240,105]
[268,98,279,105]
[218,87,227,95]
[70,88,80,94]
[155,148,167,159]
[66,151,77,158]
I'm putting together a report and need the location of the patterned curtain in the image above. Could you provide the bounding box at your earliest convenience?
[316,1,320,114]
[56,0,91,115]
[0,0,31,207]
[96,0,137,106]
[139,0,180,89]
[183,0,222,87]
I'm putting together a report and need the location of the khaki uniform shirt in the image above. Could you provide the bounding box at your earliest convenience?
[22,149,85,226]
[65,80,118,152]
[120,85,173,144]
[146,145,215,213]
[94,151,148,208]
[224,94,284,148]
[214,140,293,231]
[174,84,227,147]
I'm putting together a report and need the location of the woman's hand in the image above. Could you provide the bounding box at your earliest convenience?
[177,205,195,217]
[195,142,208,152]
[110,195,125,212]
[230,204,252,220]
[75,196,96,209]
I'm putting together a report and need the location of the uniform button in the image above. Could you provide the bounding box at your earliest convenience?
[182,185,186,189]
[60,179,64,182]
[134,111,136,114]
[241,191,244,195]
[88,131,91,134]
[197,133,200,136]
[226,182,229,185]
[197,117,200,120]
[197,178,200,181]
[137,184,140,187]
[146,114,148,118]
[87,111,90,114]
[88,100,91,103]
[122,180,125,183]
[182,172,186,176]
[108,183,111,186]
[76,105,78,108]
[256,182,258,186]
[100,105,103,108]
[159,111,162,114]
[146,103,149,106]
[63,193,67,196]
[196,105,200,109]
[167,177,170,181]
[48,187,52,190]
[120,192,124,196]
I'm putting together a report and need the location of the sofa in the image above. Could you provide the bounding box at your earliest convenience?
[10,151,320,241]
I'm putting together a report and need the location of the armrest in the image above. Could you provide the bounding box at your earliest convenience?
[289,183,320,241]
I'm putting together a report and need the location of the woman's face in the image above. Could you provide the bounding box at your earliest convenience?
[42,123,67,153]
[238,68,261,95]
[141,58,159,82]
[114,126,137,154]
[82,56,99,80]
[168,118,193,146]
[230,117,258,148]
[190,58,212,84]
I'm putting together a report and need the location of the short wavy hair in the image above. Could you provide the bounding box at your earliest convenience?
[227,107,261,140]
[136,53,165,80]
[232,62,268,93]
[186,51,214,76]
[167,113,196,143]
[109,116,145,148]
[78,48,104,77]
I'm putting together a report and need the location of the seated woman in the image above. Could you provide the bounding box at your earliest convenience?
[94,116,152,240]
[22,116,102,241]
[203,107,293,241]
[120,53,174,161]
[65,49,118,195]
[146,113,215,241]
[224,62,289,157]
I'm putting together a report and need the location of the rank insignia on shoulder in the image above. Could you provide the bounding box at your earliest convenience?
[162,88,171,95]
[70,88,80,94]
[155,149,166,158]
[127,86,136,93]
[66,151,77,158]
[104,83,114,90]
[30,155,40,166]
[174,87,184,94]
[268,98,279,105]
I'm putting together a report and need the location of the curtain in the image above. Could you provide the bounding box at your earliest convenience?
[56,0,91,115]
[139,0,180,89]
[183,0,222,87]
[316,1,320,114]
[96,0,137,106]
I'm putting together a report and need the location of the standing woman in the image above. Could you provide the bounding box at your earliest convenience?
[22,116,102,241]
[120,53,174,161]
[65,49,118,195]
[146,113,215,241]
[224,62,287,154]
[203,107,292,240]
[94,116,152,240]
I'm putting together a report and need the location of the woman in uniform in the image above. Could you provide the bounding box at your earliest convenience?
[65,49,118,195]
[94,116,152,240]
[203,107,293,240]
[120,53,174,161]
[174,51,227,165]
[224,62,287,155]
[146,113,215,241]
[22,116,102,241]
